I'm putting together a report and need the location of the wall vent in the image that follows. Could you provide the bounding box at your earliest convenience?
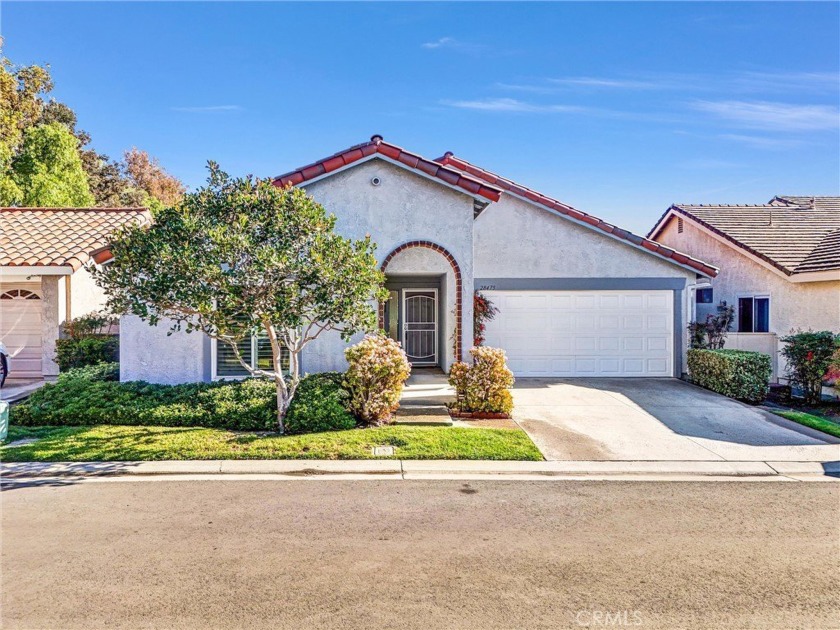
[677,217,684,233]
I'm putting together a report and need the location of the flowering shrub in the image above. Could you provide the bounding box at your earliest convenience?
[344,334,411,425]
[448,346,515,415]
[688,302,735,350]
[473,291,499,346]
[780,331,840,404]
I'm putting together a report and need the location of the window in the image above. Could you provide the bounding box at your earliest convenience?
[737,296,770,333]
[213,333,290,379]
[696,287,713,304]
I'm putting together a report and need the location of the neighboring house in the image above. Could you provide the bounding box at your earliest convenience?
[0,207,151,380]
[649,196,840,380]
[121,135,717,384]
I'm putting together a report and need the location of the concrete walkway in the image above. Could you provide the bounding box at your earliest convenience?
[1,378,46,403]
[394,368,453,426]
[513,377,840,462]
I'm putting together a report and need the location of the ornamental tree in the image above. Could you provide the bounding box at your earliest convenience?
[94,164,387,432]
[780,331,840,405]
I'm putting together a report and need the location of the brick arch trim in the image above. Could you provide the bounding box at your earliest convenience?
[379,240,463,361]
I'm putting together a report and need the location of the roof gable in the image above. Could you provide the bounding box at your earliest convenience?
[435,152,718,278]
[649,197,840,275]
[272,135,502,203]
[0,207,151,271]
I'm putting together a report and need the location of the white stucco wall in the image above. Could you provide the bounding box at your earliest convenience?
[300,158,475,372]
[69,265,109,321]
[475,195,696,280]
[120,315,209,384]
[657,217,840,335]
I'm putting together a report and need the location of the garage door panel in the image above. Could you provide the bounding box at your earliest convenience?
[484,290,674,378]
[0,289,43,379]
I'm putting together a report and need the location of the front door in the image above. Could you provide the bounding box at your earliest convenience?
[402,289,438,366]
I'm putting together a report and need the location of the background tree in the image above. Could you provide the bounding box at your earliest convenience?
[10,122,94,206]
[0,43,184,208]
[94,165,387,432]
[122,148,186,211]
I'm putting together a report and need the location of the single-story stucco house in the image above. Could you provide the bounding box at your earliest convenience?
[649,196,840,380]
[0,207,150,381]
[121,136,719,383]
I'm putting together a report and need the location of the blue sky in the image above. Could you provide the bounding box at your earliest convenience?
[3,1,838,235]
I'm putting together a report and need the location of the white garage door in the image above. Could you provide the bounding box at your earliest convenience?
[0,286,43,378]
[483,290,674,377]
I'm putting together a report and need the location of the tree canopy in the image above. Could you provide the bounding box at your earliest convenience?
[94,165,387,431]
[0,43,184,208]
[10,122,95,207]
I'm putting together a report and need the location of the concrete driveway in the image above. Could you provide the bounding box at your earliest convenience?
[513,378,840,462]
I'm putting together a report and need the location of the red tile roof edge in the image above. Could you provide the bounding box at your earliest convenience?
[272,136,502,203]
[651,205,795,276]
[0,207,152,270]
[436,153,719,278]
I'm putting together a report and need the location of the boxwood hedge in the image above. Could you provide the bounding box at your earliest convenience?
[687,349,772,404]
[11,365,360,434]
[11,365,276,431]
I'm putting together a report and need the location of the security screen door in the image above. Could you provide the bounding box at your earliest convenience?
[402,289,438,366]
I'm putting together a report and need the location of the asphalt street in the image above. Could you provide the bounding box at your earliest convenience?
[2,479,838,629]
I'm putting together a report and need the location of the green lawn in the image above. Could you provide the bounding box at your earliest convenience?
[0,424,543,462]
[772,410,840,439]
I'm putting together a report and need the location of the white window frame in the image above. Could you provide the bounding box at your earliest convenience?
[210,333,290,381]
[736,293,771,333]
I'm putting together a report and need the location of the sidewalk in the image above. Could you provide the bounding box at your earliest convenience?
[2,459,838,482]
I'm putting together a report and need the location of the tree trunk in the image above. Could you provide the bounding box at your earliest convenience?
[276,379,291,434]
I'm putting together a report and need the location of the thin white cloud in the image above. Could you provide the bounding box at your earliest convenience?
[718,134,804,149]
[733,71,840,94]
[444,98,585,113]
[495,70,840,95]
[171,105,242,113]
[678,158,743,170]
[692,100,839,131]
[547,76,659,89]
[421,37,486,54]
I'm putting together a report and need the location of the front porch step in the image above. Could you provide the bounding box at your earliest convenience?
[393,404,453,426]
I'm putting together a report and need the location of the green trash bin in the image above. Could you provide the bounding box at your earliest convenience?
[0,401,9,442]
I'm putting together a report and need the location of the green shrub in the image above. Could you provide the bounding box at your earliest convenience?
[55,336,119,371]
[284,372,356,434]
[687,349,772,404]
[449,346,515,414]
[344,335,411,426]
[11,377,276,431]
[780,331,840,405]
[57,362,120,383]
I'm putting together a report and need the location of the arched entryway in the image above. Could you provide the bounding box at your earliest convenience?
[379,241,463,367]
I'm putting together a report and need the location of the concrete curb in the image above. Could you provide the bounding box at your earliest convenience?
[2,459,838,480]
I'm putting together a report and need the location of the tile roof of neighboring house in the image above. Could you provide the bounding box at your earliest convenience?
[272,135,502,203]
[0,207,151,271]
[435,152,719,278]
[648,196,840,275]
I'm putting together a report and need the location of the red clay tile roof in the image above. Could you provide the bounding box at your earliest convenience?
[649,196,840,275]
[272,135,502,203]
[0,207,151,271]
[436,152,719,278]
